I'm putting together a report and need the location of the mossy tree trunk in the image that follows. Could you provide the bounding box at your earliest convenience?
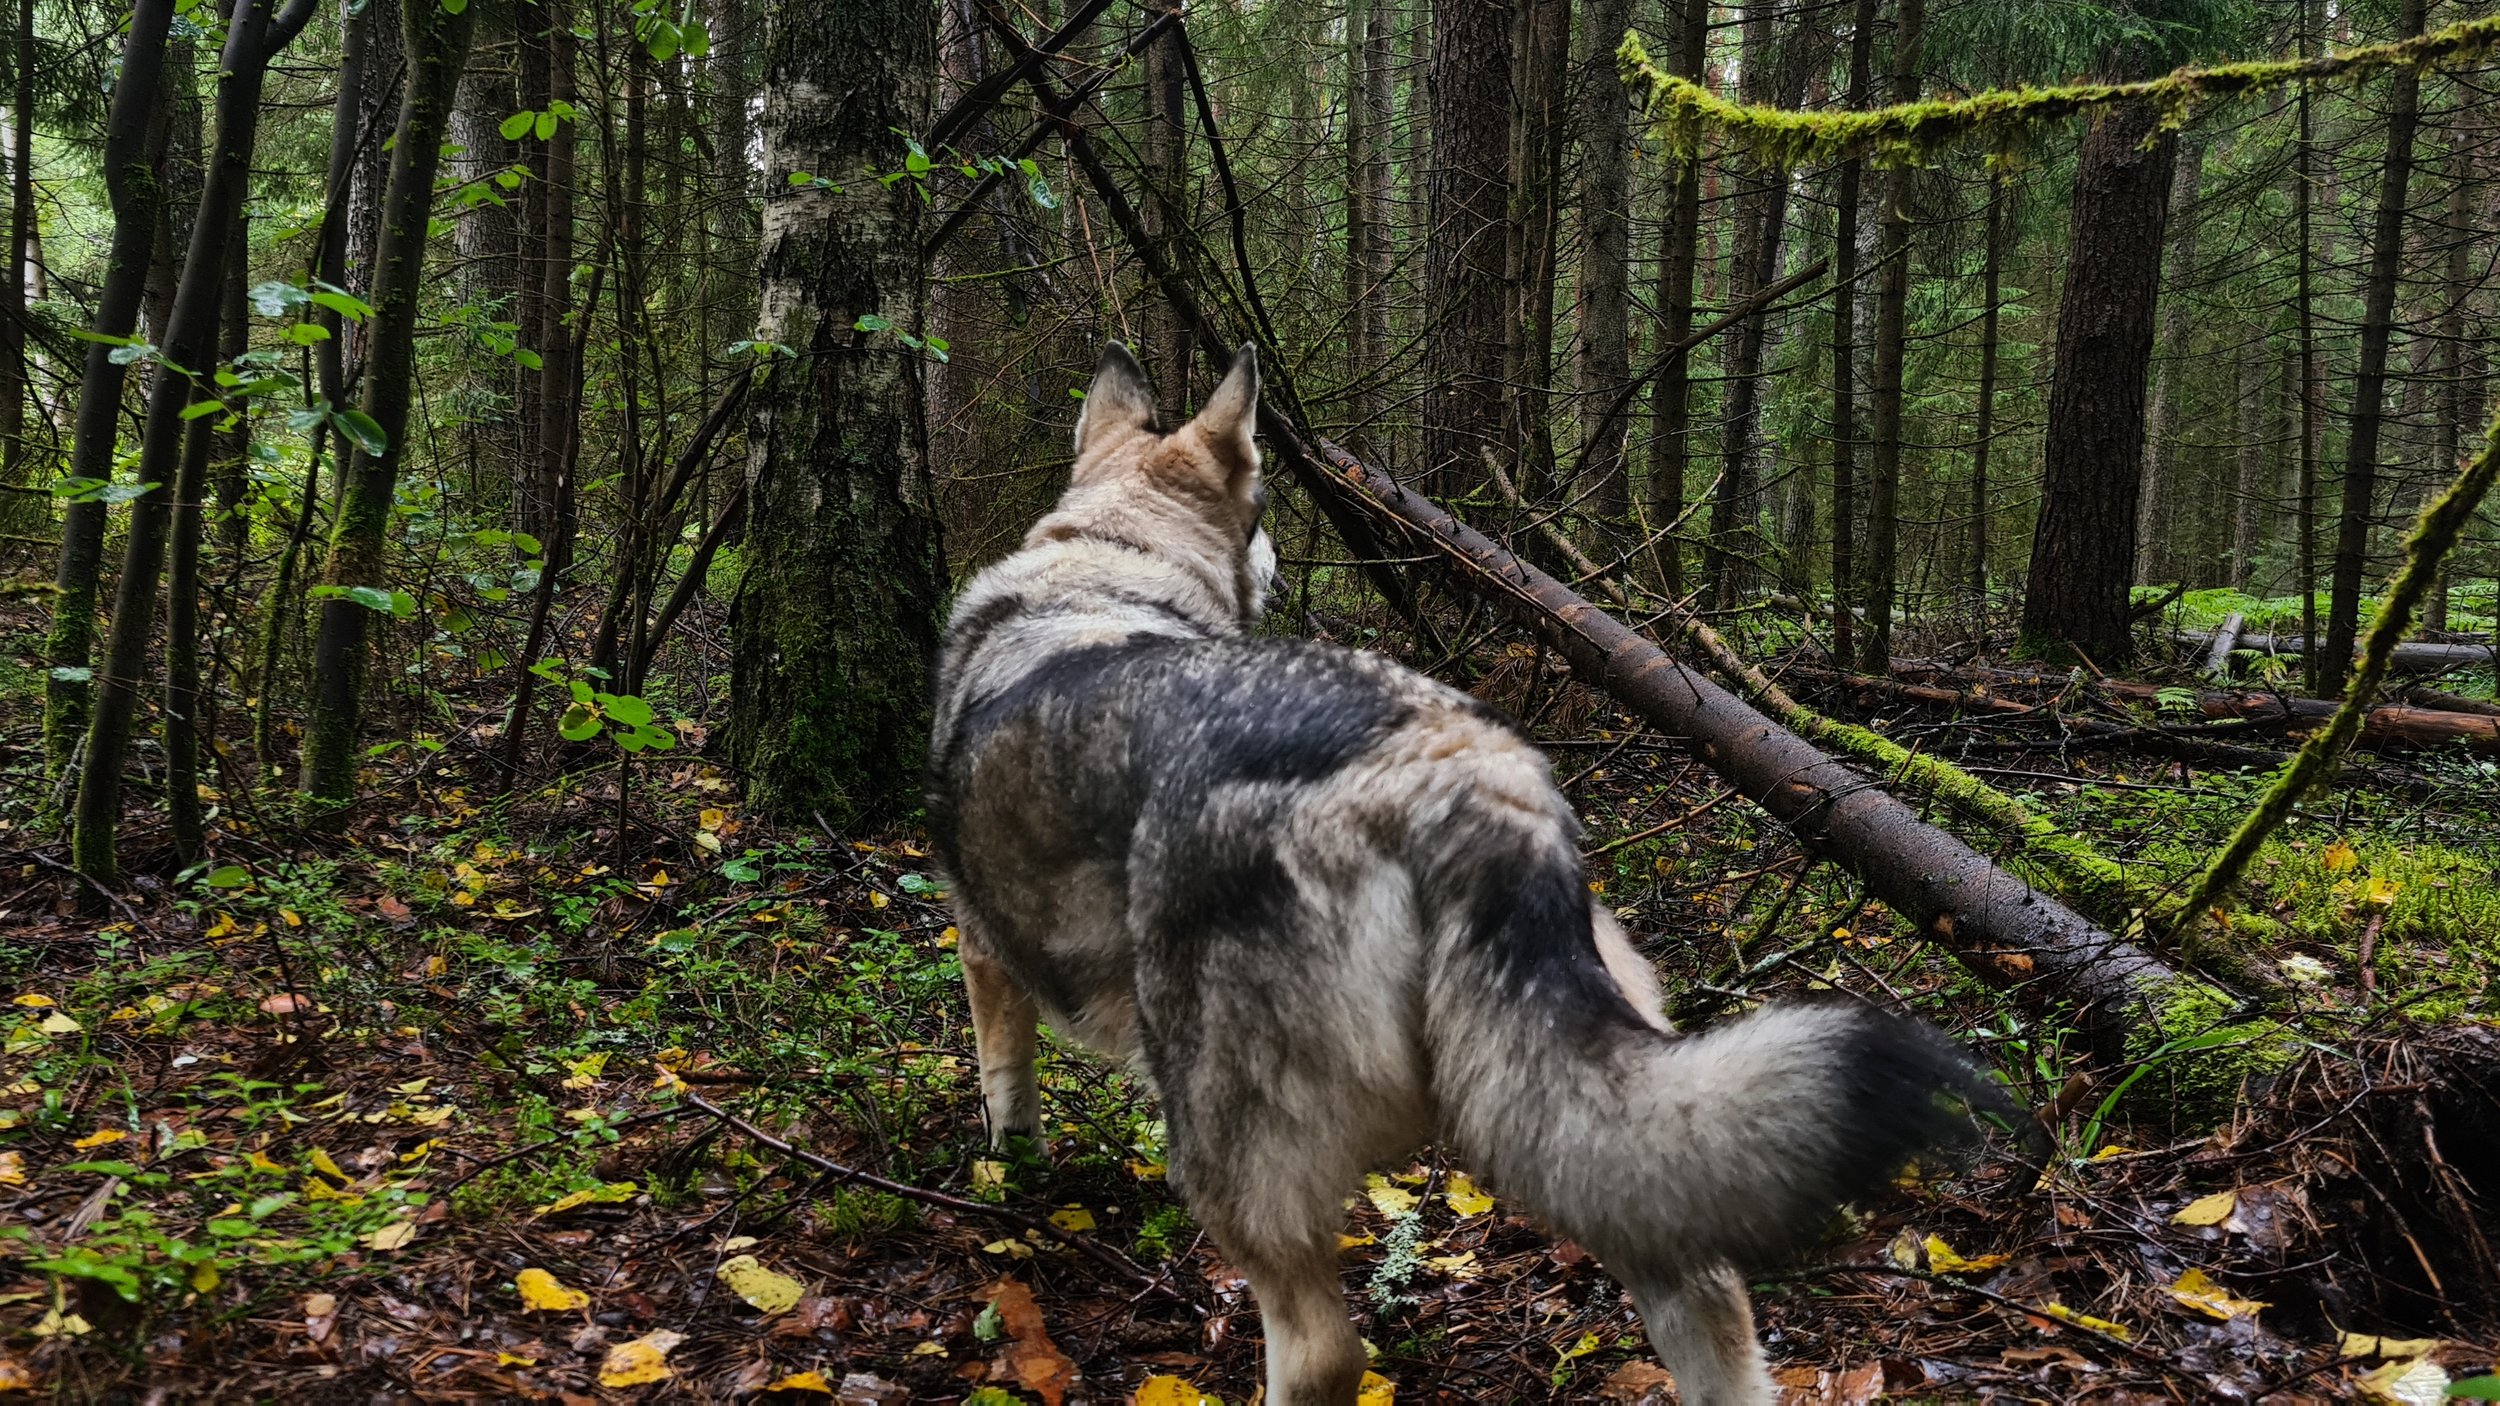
[1419,0,1511,497]
[298,0,478,808]
[39,0,175,807]
[726,0,946,828]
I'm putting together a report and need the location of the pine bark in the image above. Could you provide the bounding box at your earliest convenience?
[726,0,947,825]
[299,0,478,806]
[1420,0,1513,496]
[1827,0,1876,657]
[1344,0,1394,458]
[2322,0,2426,690]
[1140,7,1191,415]
[1572,0,1633,519]
[1970,170,2004,607]
[0,0,34,540]
[1856,0,1921,668]
[1645,0,1705,595]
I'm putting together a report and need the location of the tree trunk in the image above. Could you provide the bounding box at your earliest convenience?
[299,0,478,807]
[727,0,947,826]
[1856,0,1922,669]
[1645,0,1705,595]
[1344,0,1393,459]
[345,0,402,373]
[1140,8,1191,415]
[1504,0,1566,501]
[2015,102,2175,670]
[2293,1,2319,689]
[1827,0,1875,658]
[2134,138,2202,587]
[39,0,175,800]
[1571,0,1632,519]
[0,0,34,541]
[72,0,318,882]
[1970,169,2004,608]
[2322,0,2426,691]
[1420,0,1511,496]
[2427,138,2473,631]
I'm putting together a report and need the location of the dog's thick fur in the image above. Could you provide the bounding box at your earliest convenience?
[927,344,2004,1405]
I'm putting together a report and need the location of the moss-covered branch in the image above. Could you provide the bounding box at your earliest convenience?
[2170,404,2500,949]
[1618,13,2500,169]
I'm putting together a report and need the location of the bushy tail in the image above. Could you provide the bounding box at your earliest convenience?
[1419,826,2009,1288]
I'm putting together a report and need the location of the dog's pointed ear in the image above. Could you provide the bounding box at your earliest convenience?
[1074,342,1158,458]
[1192,344,1259,476]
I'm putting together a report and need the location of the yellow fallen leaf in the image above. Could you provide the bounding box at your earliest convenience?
[536,1181,638,1216]
[1364,1173,1418,1218]
[1444,1172,1494,1217]
[1134,1375,1224,1405]
[10,993,53,1007]
[1049,1207,1097,1233]
[2340,1331,2443,1359]
[364,1220,418,1251]
[204,914,237,938]
[514,1267,589,1311]
[308,1147,346,1180]
[2322,840,2359,873]
[303,1293,336,1320]
[2041,1303,2132,1341]
[765,1370,834,1393]
[398,1140,442,1164]
[937,926,960,948]
[497,1352,539,1367]
[31,1308,90,1338]
[2355,1356,2450,1405]
[2362,875,2402,909]
[598,1328,682,1387]
[1125,1158,1166,1181]
[1885,1227,1922,1268]
[2171,1190,2237,1226]
[1922,1235,2010,1274]
[972,1160,1008,1195]
[0,1151,23,1186]
[1338,1233,1378,1252]
[2089,1144,2133,1160]
[982,1237,1036,1259]
[248,1149,287,1174]
[0,1353,34,1390]
[562,1052,608,1090]
[714,1254,805,1314]
[1357,1370,1395,1405]
[1425,1250,1479,1279]
[71,1129,124,1150]
[40,1013,80,1035]
[909,1341,947,1357]
[189,1262,219,1293]
[2165,1268,2267,1322]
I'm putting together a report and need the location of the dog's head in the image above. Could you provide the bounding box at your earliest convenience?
[1032,341,1276,629]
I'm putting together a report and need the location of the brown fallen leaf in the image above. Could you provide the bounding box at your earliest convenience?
[986,1279,1078,1406]
[375,894,416,927]
[1597,1361,1676,1402]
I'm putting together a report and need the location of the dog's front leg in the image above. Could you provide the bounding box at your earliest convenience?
[959,928,1041,1147]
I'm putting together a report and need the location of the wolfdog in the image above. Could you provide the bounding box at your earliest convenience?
[927,343,2006,1405]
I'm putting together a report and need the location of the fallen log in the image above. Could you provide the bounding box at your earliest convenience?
[2101,679,2500,754]
[2200,612,2244,681]
[2181,629,2493,675]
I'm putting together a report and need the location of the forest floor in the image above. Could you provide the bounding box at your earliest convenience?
[6,602,2500,1403]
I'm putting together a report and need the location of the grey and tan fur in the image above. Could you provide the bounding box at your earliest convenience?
[927,343,2006,1405]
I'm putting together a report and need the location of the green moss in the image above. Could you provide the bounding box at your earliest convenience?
[2117,982,2298,1128]
[1620,13,2500,171]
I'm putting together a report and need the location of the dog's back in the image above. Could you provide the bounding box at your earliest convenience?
[928,344,2007,1406]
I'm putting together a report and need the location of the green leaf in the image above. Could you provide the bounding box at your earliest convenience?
[204,865,249,889]
[2448,1380,2500,1401]
[247,280,310,317]
[511,532,543,555]
[283,322,334,346]
[514,347,544,370]
[535,110,559,141]
[440,0,465,13]
[720,857,761,882]
[388,590,418,619]
[332,408,389,456]
[308,289,374,322]
[854,313,892,333]
[637,725,678,752]
[787,171,815,185]
[108,342,159,366]
[644,18,680,60]
[569,679,594,704]
[180,399,226,421]
[49,666,93,684]
[681,20,708,56]
[499,109,535,140]
[557,704,603,742]
[600,693,655,726]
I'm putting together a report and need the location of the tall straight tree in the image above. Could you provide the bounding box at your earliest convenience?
[727,0,947,825]
[1419,0,1512,495]
[73,0,321,881]
[1343,0,1394,458]
[0,0,33,538]
[2016,100,2175,667]
[1827,0,1877,659]
[2135,137,2203,586]
[2322,0,2427,690]
[1573,0,1634,519]
[1856,0,1921,668]
[299,0,480,805]
[40,0,176,796]
[1647,0,1706,594]
[1140,6,1191,415]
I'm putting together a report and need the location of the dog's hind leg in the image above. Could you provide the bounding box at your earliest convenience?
[1631,1265,1774,1406]
[1187,1187,1365,1406]
[960,927,1040,1147]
